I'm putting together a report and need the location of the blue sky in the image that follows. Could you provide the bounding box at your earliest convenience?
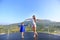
[0,0,60,25]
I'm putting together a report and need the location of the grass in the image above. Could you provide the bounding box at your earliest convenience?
[0,26,60,35]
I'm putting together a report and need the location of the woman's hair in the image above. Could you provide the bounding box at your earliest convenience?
[33,15,35,19]
[32,15,36,22]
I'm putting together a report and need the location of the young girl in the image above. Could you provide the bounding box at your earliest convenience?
[19,22,26,38]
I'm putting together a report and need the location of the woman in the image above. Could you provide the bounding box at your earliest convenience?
[32,15,38,37]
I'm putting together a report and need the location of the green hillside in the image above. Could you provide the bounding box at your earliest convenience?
[0,19,60,34]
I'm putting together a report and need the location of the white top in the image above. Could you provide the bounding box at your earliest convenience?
[26,18,36,27]
[31,19,36,27]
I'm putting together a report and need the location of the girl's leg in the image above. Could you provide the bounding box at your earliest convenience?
[22,32,24,38]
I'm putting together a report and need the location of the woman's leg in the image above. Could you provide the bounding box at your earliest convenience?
[32,26,38,37]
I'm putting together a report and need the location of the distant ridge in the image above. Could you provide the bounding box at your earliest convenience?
[0,19,60,26]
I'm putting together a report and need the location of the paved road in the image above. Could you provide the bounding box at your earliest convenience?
[0,32,60,40]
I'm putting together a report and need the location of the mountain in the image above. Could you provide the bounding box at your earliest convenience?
[0,19,60,27]
[25,18,60,26]
[0,19,60,33]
